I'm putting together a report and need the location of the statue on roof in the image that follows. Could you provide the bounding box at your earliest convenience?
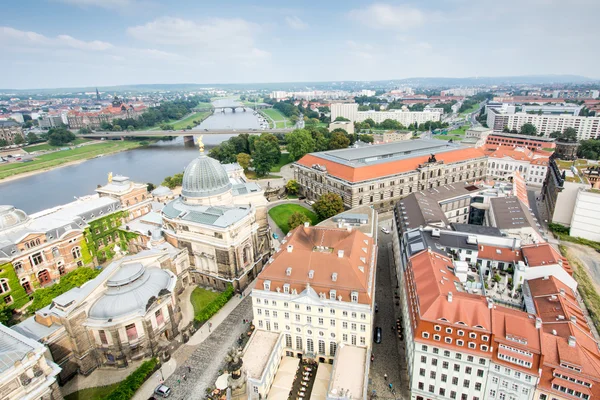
[428,154,437,163]
[198,135,204,153]
[108,171,113,183]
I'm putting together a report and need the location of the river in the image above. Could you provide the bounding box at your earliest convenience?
[0,99,263,213]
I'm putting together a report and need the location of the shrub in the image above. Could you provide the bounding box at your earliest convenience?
[194,284,234,323]
[28,267,100,312]
[105,358,158,400]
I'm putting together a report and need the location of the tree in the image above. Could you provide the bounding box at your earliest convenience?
[26,132,38,143]
[328,131,350,150]
[0,303,12,325]
[78,127,91,134]
[334,116,350,122]
[47,127,76,146]
[358,134,374,143]
[237,152,251,170]
[312,193,344,220]
[13,135,24,145]
[112,124,122,132]
[252,134,280,176]
[0,139,8,147]
[286,129,316,160]
[146,182,156,192]
[285,179,300,194]
[561,127,578,142]
[520,123,537,136]
[288,211,310,230]
[162,172,184,189]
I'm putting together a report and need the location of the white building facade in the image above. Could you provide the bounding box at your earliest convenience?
[331,103,441,125]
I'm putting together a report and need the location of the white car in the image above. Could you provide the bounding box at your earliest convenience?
[381,227,390,234]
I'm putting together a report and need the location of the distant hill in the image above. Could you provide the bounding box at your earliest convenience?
[0,75,596,95]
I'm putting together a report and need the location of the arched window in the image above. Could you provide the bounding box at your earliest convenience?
[38,270,51,285]
[21,280,32,294]
[52,247,60,258]
[71,247,82,259]
[0,279,9,294]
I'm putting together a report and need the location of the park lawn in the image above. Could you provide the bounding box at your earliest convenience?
[24,138,91,152]
[262,108,290,128]
[0,141,145,180]
[63,382,120,400]
[433,134,464,142]
[171,111,212,130]
[448,124,470,136]
[190,287,220,317]
[460,103,480,116]
[268,204,319,234]
[271,153,292,172]
[245,171,282,180]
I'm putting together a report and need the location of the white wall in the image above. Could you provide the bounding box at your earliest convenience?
[570,190,600,241]
[552,181,588,226]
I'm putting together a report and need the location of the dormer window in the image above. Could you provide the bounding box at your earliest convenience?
[331,273,338,282]
[286,267,292,276]
[351,291,358,303]
[264,280,271,291]
[283,284,290,294]
[330,290,336,300]
[308,270,314,279]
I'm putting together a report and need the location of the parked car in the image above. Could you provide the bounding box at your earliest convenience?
[375,303,379,313]
[154,384,172,398]
[305,199,315,206]
[381,227,390,234]
[374,327,382,344]
[272,232,279,240]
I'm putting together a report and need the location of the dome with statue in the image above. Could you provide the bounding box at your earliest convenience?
[181,136,233,202]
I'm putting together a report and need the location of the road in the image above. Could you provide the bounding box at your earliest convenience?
[368,218,409,400]
[79,128,293,138]
[564,242,600,291]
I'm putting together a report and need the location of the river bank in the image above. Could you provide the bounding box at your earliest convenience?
[0,140,148,182]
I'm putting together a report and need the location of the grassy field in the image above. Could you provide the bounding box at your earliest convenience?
[171,111,212,130]
[271,153,292,172]
[433,124,469,142]
[245,171,282,180]
[268,204,319,234]
[0,141,145,180]
[63,383,119,400]
[24,138,91,152]
[459,103,480,116]
[190,287,220,316]
[262,109,290,129]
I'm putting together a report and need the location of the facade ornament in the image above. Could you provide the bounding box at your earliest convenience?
[198,135,204,153]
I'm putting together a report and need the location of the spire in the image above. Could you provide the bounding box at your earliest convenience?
[95,87,100,101]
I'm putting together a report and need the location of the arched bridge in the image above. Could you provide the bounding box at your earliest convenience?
[79,128,293,143]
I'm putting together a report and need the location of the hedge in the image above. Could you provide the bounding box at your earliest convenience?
[28,267,100,313]
[105,358,159,400]
[194,284,234,323]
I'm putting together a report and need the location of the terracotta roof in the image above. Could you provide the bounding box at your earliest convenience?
[522,243,562,267]
[477,245,524,263]
[296,147,486,183]
[488,147,534,161]
[256,226,376,305]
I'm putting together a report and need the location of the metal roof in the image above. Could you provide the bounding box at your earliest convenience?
[0,323,40,373]
[162,198,251,228]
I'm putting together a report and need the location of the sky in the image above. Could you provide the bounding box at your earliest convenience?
[1,0,599,89]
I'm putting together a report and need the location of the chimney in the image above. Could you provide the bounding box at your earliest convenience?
[568,335,576,347]
[447,292,453,303]
[570,315,577,324]
[347,226,352,232]
[338,250,344,258]
[487,298,494,309]
[287,245,293,253]
[304,221,310,227]
[535,317,542,329]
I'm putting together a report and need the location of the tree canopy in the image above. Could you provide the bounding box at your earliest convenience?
[285,179,300,195]
[236,152,251,170]
[286,129,316,160]
[578,140,600,160]
[312,193,344,220]
[328,131,350,149]
[47,127,76,146]
[288,211,310,231]
[519,123,538,136]
[252,133,281,176]
[550,127,578,143]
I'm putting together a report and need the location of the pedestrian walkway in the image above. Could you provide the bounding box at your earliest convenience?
[133,284,254,400]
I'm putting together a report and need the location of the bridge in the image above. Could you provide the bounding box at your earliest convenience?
[213,103,272,113]
[79,128,294,143]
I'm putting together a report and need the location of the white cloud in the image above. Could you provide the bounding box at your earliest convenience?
[285,16,308,30]
[348,3,425,30]
[58,0,138,9]
[0,27,113,51]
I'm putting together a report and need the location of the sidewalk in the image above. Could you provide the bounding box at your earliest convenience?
[132,282,255,400]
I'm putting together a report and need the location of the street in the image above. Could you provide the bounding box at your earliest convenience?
[368,218,408,400]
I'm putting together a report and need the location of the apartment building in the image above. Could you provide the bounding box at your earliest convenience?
[487,108,600,140]
[485,133,556,151]
[552,89,599,99]
[0,120,24,144]
[541,159,589,226]
[294,139,487,212]
[331,103,441,125]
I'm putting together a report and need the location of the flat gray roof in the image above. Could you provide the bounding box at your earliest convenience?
[490,197,534,230]
[314,139,459,167]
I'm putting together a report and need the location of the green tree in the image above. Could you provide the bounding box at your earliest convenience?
[312,193,344,220]
[26,132,38,143]
[112,124,122,132]
[78,127,91,134]
[285,179,300,195]
[334,116,350,122]
[146,182,156,192]
[328,131,350,150]
[252,133,280,176]
[520,123,537,136]
[358,134,374,143]
[0,139,8,147]
[162,172,184,189]
[561,127,578,142]
[286,129,316,160]
[47,127,76,146]
[237,152,251,170]
[0,303,12,325]
[13,135,24,145]
[288,211,310,230]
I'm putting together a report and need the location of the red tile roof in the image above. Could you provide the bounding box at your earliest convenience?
[296,147,486,183]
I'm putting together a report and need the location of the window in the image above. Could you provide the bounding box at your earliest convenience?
[444,350,450,357]
[469,332,477,339]
[351,291,358,303]
[441,374,447,382]
[318,318,324,325]
[467,355,473,362]
[454,364,460,372]
[330,342,337,356]
[443,361,449,369]
[295,314,300,322]
[125,323,138,341]
[155,309,164,326]
[360,324,366,332]
[343,322,348,329]
[445,337,452,344]
[343,334,348,342]
[361,313,366,319]
[432,359,438,366]
[71,247,82,259]
[318,340,325,354]
[360,337,365,345]
[99,330,108,345]
[3,295,13,305]
[258,320,263,328]
[463,380,470,388]
[306,316,311,324]
[421,356,427,363]
[466,367,472,374]
[58,265,66,276]
[477,369,484,377]
[429,385,435,393]
[265,310,270,317]
[0,279,9,294]
[306,306,311,312]
[31,252,43,266]
[257,309,262,315]
[286,334,292,347]
[351,312,357,318]
[422,345,428,351]
[330,309,335,315]
[430,371,436,379]
[419,368,425,377]
[274,322,279,330]
[351,323,356,331]
[422,332,430,339]
[446,327,453,334]
[468,342,476,349]
[434,325,441,331]
[351,335,356,345]
[452,377,458,385]
[434,334,440,341]
[285,312,290,319]
[296,336,303,350]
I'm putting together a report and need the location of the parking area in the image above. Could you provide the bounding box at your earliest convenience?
[368,220,409,400]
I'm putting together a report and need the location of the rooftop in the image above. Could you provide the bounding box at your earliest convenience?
[162,200,251,228]
[242,330,280,380]
[0,323,41,373]
[328,345,367,400]
[488,132,557,142]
